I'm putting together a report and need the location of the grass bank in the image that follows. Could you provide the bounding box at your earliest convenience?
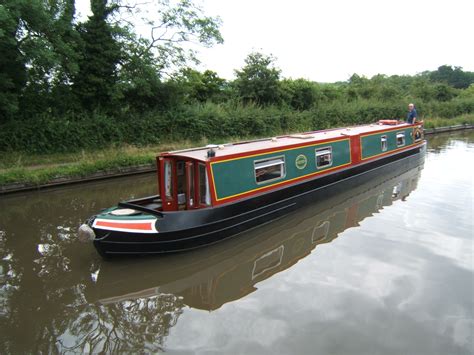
[0,141,203,186]
[421,114,474,129]
[0,115,473,188]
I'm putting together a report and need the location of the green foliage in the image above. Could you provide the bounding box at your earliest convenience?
[73,0,122,112]
[428,65,474,89]
[234,52,282,106]
[173,68,228,103]
[458,84,474,98]
[422,114,474,129]
[1,2,474,159]
[0,0,224,120]
[281,79,322,110]
[421,98,474,119]
[0,0,79,121]
[432,83,457,102]
[115,0,223,73]
[347,74,404,101]
[1,68,474,155]
[0,99,412,154]
[0,2,26,121]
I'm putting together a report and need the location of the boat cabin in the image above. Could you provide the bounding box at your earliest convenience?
[157,156,211,211]
[156,122,424,212]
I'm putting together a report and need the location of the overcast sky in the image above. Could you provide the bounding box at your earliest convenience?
[76,0,474,83]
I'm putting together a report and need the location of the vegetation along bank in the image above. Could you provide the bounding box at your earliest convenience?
[1,1,474,192]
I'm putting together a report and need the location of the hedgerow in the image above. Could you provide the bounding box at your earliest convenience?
[0,98,472,154]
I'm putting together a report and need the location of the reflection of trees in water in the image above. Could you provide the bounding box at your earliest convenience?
[427,130,474,153]
[1,220,185,353]
[59,295,184,353]
[0,175,184,353]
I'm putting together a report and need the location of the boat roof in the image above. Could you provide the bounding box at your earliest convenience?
[161,122,414,162]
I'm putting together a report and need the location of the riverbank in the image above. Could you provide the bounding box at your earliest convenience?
[423,123,474,135]
[1,118,473,195]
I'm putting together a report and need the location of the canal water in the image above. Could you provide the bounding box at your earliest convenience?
[0,131,472,354]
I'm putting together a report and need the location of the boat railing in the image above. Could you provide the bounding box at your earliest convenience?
[119,194,164,217]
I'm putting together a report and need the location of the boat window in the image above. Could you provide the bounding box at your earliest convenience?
[381,135,388,152]
[164,160,173,199]
[254,156,286,184]
[315,147,332,168]
[396,132,405,147]
[199,163,210,206]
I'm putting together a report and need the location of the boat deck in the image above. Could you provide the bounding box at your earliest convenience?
[164,122,413,161]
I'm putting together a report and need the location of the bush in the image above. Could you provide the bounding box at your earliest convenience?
[1,97,473,154]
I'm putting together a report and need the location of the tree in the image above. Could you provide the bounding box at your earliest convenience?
[174,68,226,103]
[320,83,344,102]
[234,52,281,105]
[113,0,223,75]
[73,0,122,112]
[0,0,79,120]
[281,79,321,110]
[117,33,164,112]
[433,83,456,102]
[429,65,474,89]
[0,0,224,118]
[73,0,224,112]
[0,1,26,121]
[348,73,375,99]
[411,77,435,102]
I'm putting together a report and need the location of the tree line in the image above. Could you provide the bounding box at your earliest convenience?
[1,0,473,153]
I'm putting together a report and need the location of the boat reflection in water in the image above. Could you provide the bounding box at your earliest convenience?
[90,152,425,311]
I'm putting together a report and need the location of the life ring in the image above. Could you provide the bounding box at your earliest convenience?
[378,120,399,125]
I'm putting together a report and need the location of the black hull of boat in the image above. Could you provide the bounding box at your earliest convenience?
[93,145,425,256]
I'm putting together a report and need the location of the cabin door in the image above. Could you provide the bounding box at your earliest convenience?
[161,158,178,211]
[160,158,209,211]
[177,160,198,210]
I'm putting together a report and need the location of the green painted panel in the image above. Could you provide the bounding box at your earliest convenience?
[361,128,414,159]
[212,139,351,200]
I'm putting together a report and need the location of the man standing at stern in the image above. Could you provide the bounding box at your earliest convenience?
[406,103,417,124]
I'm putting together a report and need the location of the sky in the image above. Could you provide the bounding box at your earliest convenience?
[76,0,474,83]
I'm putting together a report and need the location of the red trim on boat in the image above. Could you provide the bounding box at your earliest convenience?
[350,135,361,165]
[95,220,154,231]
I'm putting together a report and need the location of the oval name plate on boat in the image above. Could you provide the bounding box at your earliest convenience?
[295,154,308,170]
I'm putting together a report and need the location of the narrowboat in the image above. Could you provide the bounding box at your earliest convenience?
[78,120,425,257]
[88,153,424,310]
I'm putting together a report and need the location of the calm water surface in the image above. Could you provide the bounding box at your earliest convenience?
[0,131,473,354]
